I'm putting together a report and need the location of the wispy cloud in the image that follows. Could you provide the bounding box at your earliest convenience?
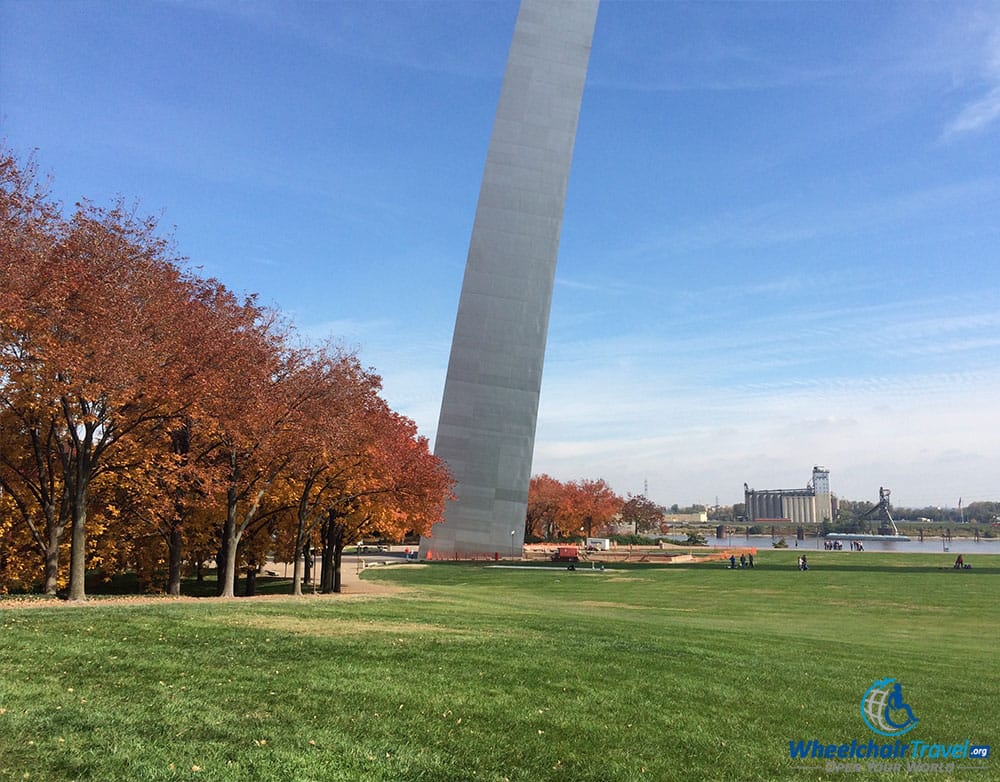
[527,271,1000,506]
[591,4,861,94]
[621,178,1000,264]
[532,360,1000,506]
[945,85,1000,137]
[297,317,395,345]
[167,0,510,81]
[941,13,1000,138]
[554,275,639,294]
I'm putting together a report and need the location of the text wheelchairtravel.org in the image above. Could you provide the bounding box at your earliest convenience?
[789,738,990,761]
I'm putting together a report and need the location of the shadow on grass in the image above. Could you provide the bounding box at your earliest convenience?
[763,563,1000,575]
[667,559,1000,576]
[434,558,1000,578]
[2,571,302,601]
[8,555,998,602]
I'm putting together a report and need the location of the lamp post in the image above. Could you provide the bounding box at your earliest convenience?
[510,530,516,559]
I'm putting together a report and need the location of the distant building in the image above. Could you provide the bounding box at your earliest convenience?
[609,510,707,536]
[662,511,708,524]
[744,466,834,526]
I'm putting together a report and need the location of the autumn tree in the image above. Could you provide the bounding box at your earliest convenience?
[209,337,393,598]
[94,426,223,595]
[0,472,45,593]
[132,287,268,596]
[277,352,385,596]
[0,406,71,593]
[1,149,269,599]
[59,206,269,600]
[526,474,567,541]
[619,494,666,534]
[0,150,71,592]
[1,148,450,600]
[317,399,451,593]
[563,479,623,539]
[211,336,297,598]
[525,475,624,540]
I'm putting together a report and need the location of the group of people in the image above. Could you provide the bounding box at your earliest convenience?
[822,540,864,551]
[723,549,970,573]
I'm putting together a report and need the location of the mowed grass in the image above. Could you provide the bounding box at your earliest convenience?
[1,551,997,782]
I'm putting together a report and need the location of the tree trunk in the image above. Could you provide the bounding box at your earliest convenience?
[320,516,332,593]
[292,550,304,597]
[67,489,88,601]
[43,520,62,595]
[243,563,257,597]
[320,513,346,594]
[321,541,334,593]
[167,525,183,596]
[332,535,345,593]
[220,524,239,598]
[215,541,227,596]
[293,509,308,597]
[219,490,240,598]
[167,423,190,597]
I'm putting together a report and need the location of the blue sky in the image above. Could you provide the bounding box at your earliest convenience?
[3,0,999,508]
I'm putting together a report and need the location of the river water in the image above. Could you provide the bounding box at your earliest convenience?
[706,535,1000,555]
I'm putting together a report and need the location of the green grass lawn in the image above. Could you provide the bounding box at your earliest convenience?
[1,551,997,781]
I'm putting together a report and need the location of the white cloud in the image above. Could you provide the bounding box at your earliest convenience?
[531,364,1000,508]
[941,11,1000,138]
[622,178,1000,263]
[944,85,1000,137]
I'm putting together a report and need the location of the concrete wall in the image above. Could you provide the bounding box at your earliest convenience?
[781,494,816,525]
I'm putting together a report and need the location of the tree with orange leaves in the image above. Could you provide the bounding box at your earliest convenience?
[619,493,667,534]
[1,151,72,593]
[526,474,566,541]
[1,148,452,599]
[212,338,310,599]
[1,149,268,599]
[268,349,385,595]
[525,475,623,540]
[564,478,623,538]
[316,399,451,593]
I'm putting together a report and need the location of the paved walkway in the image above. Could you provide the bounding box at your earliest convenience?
[274,554,411,597]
